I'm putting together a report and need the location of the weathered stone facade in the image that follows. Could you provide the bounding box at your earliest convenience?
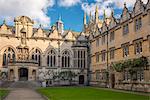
[86,0,150,92]
[0,0,150,92]
[0,16,88,86]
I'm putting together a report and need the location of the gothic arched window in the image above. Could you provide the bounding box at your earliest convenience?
[2,47,15,67]
[61,50,70,68]
[73,50,86,68]
[47,49,56,67]
[32,49,41,66]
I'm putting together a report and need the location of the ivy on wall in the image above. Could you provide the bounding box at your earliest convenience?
[112,56,148,72]
[112,56,149,90]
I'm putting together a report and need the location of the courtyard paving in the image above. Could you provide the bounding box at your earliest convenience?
[3,81,46,100]
[4,88,46,100]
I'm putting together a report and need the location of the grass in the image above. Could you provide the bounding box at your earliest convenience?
[37,87,149,100]
[0,89,9,99]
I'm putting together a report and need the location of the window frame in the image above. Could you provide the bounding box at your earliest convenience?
[110,31,115,42]
[123,23,129,35]
[122,43,130,57]
[134,41,143,54]
[101,50,106,62]
[109,47,115,60]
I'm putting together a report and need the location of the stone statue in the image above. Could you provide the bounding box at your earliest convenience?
[21,32,26,45]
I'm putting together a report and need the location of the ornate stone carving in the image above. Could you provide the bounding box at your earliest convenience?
[14,16,34,24]
[20,28,27,45]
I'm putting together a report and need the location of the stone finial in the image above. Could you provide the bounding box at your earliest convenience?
[84,12,87,25]
[3,19,6,24]
[95,5,99,23]
[39,24,42,28]
[124,2,126,7]
[111,9,114,17]
[103,9,106,20]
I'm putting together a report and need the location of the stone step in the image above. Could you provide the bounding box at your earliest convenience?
[9,81,41,89]
[0,81,13,88]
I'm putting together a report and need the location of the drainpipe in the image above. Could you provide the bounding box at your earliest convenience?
[58,40,60,68]
[106,27,109,88]
[86,41,91,86]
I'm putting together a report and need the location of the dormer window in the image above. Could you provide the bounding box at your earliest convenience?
[110,31,115,42]
[123,24,129,35]
[102,35,105,45]
[96,38,100,47]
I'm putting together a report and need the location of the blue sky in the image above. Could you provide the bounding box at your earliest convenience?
[48,4,84,32]
[0,0,148,32]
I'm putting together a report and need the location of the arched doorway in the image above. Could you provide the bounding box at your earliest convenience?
[19,68,28,81]
[79,75,84,85]
[110,74,115,88]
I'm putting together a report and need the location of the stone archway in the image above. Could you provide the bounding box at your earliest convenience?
[19,68,28,81]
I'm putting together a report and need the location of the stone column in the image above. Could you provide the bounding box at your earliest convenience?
[14,67,19,81]
[28,67,32,81]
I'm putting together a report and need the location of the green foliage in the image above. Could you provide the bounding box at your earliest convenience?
[58,71,77,81]
[0,89,9,98]
[113,62,124,72]
[113,56,148,72]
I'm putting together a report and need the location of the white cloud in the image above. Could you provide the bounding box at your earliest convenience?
[81,1,112,17]
[0,0,55,27]
[58,0,82,7]
[111,0,148,8]
[82,0,148,18]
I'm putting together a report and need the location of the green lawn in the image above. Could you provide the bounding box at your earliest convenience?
[0,89,9,99]
[37,87,149,100]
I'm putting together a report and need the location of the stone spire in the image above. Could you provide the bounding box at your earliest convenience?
[89,11,92,23]
[3,19,6,25]
[103,9,106,21]
[123,2,128,13]
[95,5,99,23]
[58,15,63,23]
[111,9,114,18]
[56,15,64,34]
[39,24,42,28]
[84,12,87,25]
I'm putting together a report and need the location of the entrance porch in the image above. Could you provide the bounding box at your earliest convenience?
[8,61,38,81]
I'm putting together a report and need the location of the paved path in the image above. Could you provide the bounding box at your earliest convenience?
[4,88,45,100]
[3,81,46,100]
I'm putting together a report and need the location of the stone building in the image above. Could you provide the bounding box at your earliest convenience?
[85,0,150,92]
[0,0,150,92]
[0,16,88,85]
